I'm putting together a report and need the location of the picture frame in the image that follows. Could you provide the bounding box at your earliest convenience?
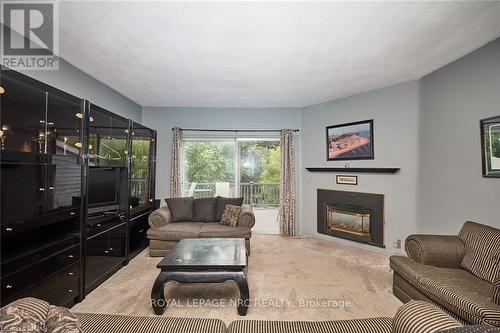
[326,120,374,161]
[336,175,358,185]
[480,115,500,178]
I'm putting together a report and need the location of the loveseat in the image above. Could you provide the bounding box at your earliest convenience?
[390,221,500,326]
[1,297,468,333]
[147,197,255,257]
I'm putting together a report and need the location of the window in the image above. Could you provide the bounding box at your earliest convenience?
[182,138,280,207]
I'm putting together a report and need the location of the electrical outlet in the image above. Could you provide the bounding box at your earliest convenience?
[394,239,402,250]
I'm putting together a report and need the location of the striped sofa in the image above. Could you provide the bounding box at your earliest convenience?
[1,297,466,333]
[390,221,500,327]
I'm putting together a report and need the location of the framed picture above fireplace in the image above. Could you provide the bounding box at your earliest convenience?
[480,115,500,178]
[326,120,374,161]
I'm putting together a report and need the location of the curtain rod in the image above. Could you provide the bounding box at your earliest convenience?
[174,128,299,133]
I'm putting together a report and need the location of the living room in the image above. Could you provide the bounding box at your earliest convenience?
[0,1,499,333]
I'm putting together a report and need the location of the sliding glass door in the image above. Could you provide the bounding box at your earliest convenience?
[182,137,280,234]
[182,140,236,197]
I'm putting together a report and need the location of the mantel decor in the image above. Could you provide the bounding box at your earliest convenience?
[480,115,500,178]
[336,175,358,185]
[306,167,400,174]
[326,120,374,161]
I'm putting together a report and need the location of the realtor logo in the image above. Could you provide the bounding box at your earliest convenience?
[1,1,59,70]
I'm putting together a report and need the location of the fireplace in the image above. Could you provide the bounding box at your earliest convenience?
[318,189,384,248]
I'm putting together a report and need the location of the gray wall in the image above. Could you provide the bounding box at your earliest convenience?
[1,23,141,121]
[418,38,500,233]
[300,81,421,254]
[141,107,302,200]
[18,58,142,122]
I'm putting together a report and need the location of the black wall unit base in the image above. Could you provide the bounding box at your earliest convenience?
[0,67,156,307]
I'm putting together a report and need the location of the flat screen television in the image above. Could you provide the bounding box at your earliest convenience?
[88,167,118,206]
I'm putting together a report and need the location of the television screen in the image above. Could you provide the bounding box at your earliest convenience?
[88,168,117,205]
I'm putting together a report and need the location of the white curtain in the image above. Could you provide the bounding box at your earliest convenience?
[279,129,296,236]
[170,127,183,198]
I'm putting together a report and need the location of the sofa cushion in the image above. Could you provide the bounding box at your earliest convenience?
[76,312,226,333]
[193,197,217,222]
[147,222,204,241]
[216,196,243,221]
[165,197,194,222]
[220,204,242,227]
[440,326,500,333]
[392,300,462,333]
[228,317,392,333]
[390,256,500,326]
[200,222,251,239]
[458,221,500,283]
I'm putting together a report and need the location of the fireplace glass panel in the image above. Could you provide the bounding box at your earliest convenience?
[327,205,371,239]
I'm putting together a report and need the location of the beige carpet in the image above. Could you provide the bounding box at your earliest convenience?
[71,235,402,324]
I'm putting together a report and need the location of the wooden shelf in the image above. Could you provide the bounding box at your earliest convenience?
[305,167,400,174]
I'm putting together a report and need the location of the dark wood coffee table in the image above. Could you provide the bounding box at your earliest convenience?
[151,238,249,316]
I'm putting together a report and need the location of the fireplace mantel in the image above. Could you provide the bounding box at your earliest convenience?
[306,167,400,173]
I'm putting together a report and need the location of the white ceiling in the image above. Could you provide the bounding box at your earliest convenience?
[56,1,500,108]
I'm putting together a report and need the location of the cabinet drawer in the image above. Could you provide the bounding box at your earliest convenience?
[28,265,80,306]
[4,274,80,307]
[44,278,79,306]
[1,246,80,299]
[2,236,80,274]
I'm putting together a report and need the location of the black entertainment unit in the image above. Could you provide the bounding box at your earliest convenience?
[0,67,156,306]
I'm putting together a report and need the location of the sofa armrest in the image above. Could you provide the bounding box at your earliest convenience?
[392,301,462,333]
[405,235,465,268]
[148,206,172,228]
[237,205,255,228]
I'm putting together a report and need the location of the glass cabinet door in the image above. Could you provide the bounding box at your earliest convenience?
[130,122,154,216]
[46,92,82,157]
[88,105,128,168]
[0,72,47,155]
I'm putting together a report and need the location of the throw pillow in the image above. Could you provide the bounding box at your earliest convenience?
[216,196,243,221]
[392,301,462,333]
[458,221,500,283]
[165,197,194,222]
[46,305,83,333]
[220,204,242,227]
[493,277,500,305]
[193,197,218,222]
[0,298,50,333]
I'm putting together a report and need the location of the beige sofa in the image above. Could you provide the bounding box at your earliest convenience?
[2,297,467,333]
[390,221,500,326]
[147,197,255,257]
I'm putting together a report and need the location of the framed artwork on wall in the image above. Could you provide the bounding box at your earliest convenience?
[480,115,500,178]
[326,120,374,161]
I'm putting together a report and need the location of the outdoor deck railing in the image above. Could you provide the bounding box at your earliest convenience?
[182,182,279,207]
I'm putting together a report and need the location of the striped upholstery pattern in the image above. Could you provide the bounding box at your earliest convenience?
[439,326,500,332]
[228,317,392,333]
[494,278,500,306]
[0,298,50,332]
[390,256,500,326]
[75,312,227,333]
[46,306,83,333]
[392,301,462,333]
[458,222,500,284]
[4,297,51,322]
